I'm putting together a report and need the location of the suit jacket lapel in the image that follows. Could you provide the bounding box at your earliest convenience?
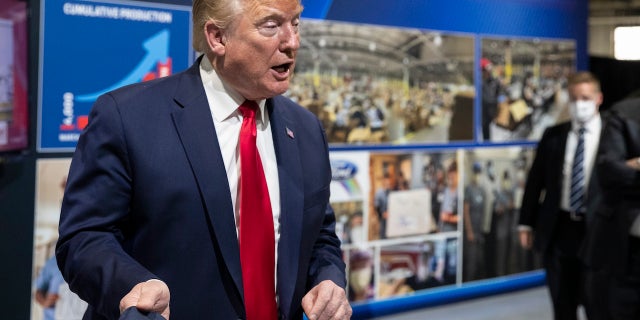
[268,98,304,316]
[556,123,571,192]
[170,61,244,301]
[586,122,605,224]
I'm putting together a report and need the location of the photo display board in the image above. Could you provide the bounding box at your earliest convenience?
[297,0,586,304]
[32,0,588,310]
[37,0,192,152]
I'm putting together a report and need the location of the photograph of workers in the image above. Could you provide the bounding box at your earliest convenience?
[329,151,370,246]
[287,19,476,145]
[368,150,460,241]
[378,238,459,299]
[346,247,376,302]
[334,201,366,246]
[480,37,576,142]
[462,147,542,282]
[31,158,87,320]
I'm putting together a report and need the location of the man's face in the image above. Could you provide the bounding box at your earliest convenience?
[447,170,458,187]
[216,0,301,100]
[383,177,392,189]
[568,82,602,123]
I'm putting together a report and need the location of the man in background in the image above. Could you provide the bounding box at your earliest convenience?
[439,161,459,232]
[35,256,64,320]
[463,162,487,281]
[374,174,394,239]
[519,72,603,320]
[583,96,640,319]
[493,170,515,277]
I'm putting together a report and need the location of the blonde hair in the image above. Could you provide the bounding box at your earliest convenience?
[567,71,601,93]
[192,0,303,54]
[192,0,242,53]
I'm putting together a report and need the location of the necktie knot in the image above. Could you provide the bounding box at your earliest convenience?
[239,100,259,137]
[239,100,258,119]
[578,126,586,136]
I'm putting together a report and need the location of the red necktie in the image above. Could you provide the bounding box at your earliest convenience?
[238,100,278,320]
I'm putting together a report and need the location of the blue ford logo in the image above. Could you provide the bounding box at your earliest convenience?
[331,160,358,180]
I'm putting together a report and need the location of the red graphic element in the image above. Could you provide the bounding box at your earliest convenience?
[77,116,89,130]
[61,58,174,134]
[143,58,173,82]
[59,116,88,131]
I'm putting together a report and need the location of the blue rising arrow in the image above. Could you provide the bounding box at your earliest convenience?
[75,29,170,102]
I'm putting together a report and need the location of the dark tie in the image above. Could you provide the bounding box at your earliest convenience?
[569,127,586,216]
[238,100,278,320]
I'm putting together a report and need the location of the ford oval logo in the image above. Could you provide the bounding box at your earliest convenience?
[331,160,358,180]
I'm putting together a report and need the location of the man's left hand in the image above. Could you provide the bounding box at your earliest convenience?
[302,280,352,320]
[625,157,640,170]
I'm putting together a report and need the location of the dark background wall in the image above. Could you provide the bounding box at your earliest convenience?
[590,56,640,112]
[0,157,36,317]
[1,0,39,317]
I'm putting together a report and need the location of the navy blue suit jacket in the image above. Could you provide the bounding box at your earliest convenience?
[56,58,346,319]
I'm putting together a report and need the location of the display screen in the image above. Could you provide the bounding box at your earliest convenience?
[0,0,28,153]
[37,0,192,152]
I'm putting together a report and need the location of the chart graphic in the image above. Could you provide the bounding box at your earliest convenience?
[38,0,192,151]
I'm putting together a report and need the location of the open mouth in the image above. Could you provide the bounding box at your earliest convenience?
[272,63,292,73]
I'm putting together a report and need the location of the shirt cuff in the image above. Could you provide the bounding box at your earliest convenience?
[517,225,532,232]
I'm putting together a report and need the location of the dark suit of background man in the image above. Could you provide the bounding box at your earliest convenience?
[55,0,351,319]
[583,96,640,319]
[519,72,603,320]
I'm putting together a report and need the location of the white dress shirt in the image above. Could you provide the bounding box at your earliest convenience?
[198,57,281,251]
[560,115,601,212]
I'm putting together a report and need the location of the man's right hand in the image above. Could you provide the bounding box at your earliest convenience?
[466,231,475,243]
[120,279,170,319]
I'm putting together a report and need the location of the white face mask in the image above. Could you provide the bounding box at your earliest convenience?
[349,225,364,244]
[349,267,372,293]
[569,100,598,123]
[417,255,430,281]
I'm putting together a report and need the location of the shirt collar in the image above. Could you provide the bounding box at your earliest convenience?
[199,57,266,123]
[572,113,601,134]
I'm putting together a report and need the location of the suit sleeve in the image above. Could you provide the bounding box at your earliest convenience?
[307,203,347,289]
[519,128,551,228]
[597,111,640,195]
[56,94,157,319]
[306,118,347,290]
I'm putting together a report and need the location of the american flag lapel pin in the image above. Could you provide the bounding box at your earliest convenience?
[286,127,295,139]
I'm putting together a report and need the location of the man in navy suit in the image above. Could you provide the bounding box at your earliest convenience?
[518,72,604,320]
[583,96,640,319]
[55,0,351,319]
